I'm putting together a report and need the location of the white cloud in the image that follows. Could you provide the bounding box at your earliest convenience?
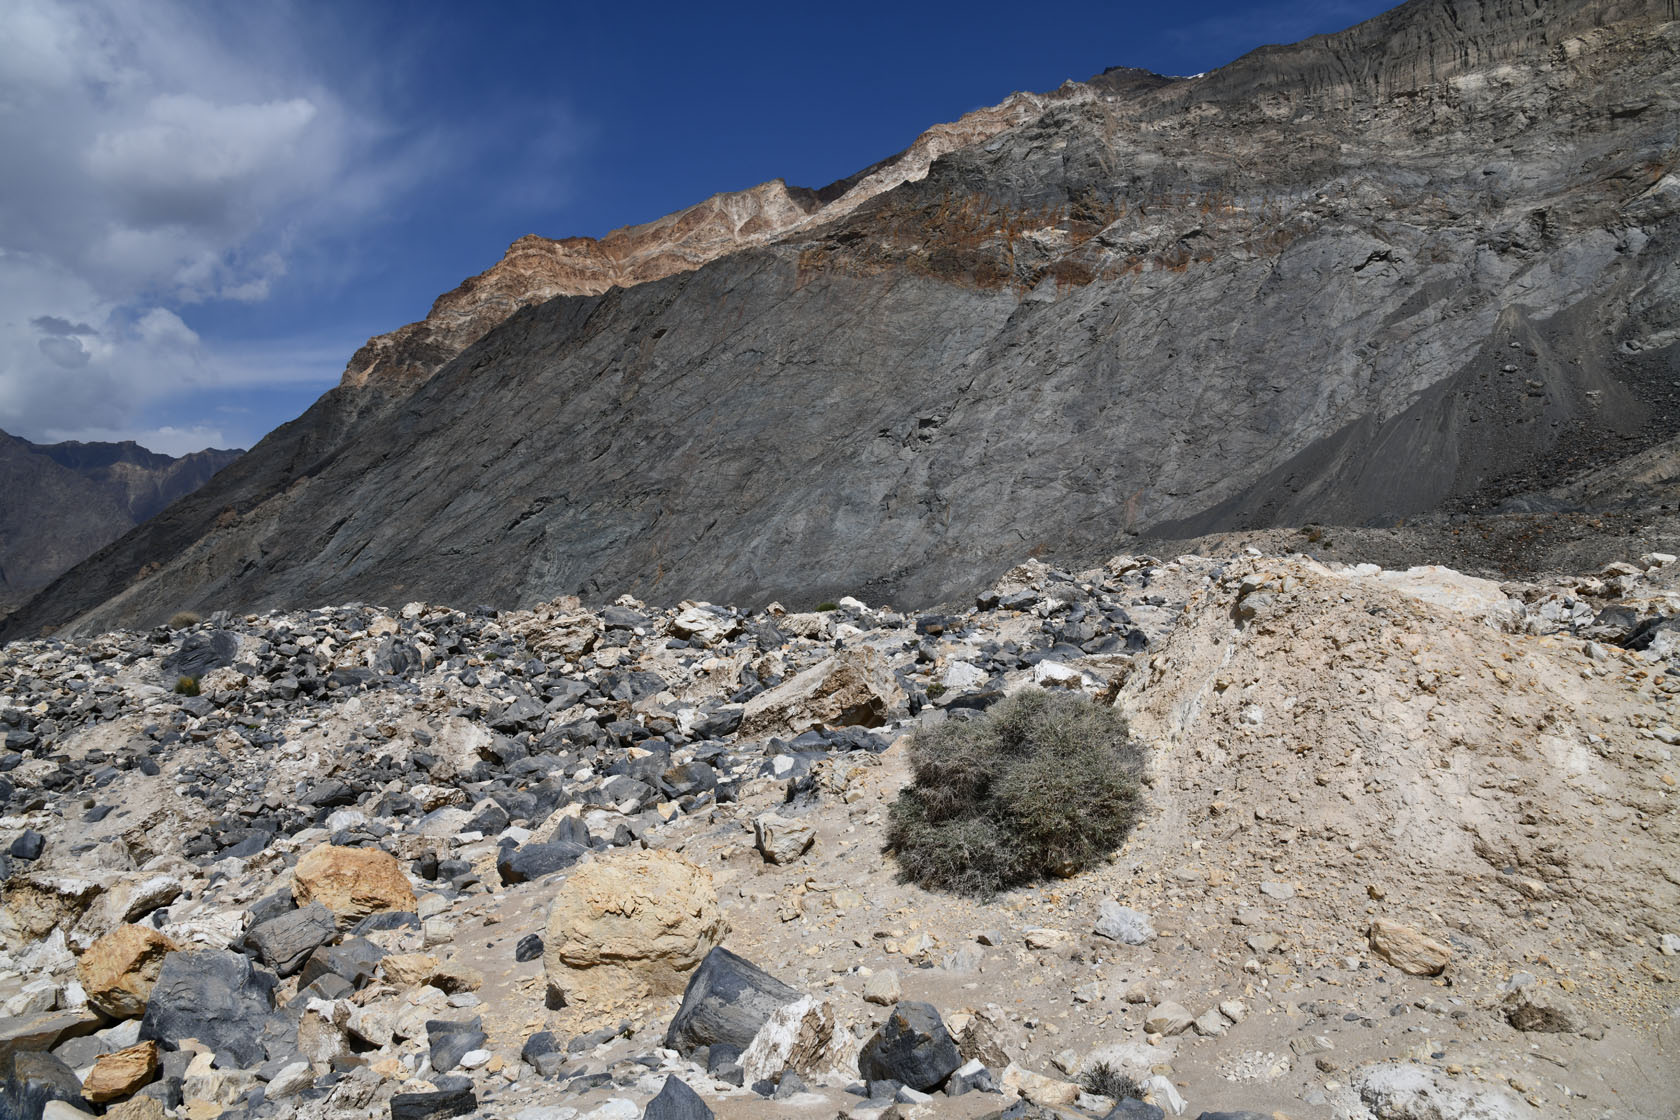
[0,0,408,454]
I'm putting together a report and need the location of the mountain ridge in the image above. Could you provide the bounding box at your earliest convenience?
[4,0,1677,639]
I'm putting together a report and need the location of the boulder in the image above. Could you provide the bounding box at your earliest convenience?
[1,873,104,941]
[241,902,336,976]
[952,1004,1017,1069]
[292,844,416,928]
[642,1075,713,1120]
[81,1041,158,1103]
[857,1002,962,1092]
[862,969,901,1007]
[0,1009,103,1065]
[77,925,180,1019]
[1,1051,87,1120]
[752,813,815,865]
[1143,1002,1193,1037]
[1000,1062,1080,1107]
[297,937,385,990]
[739,648,904,737]
[137,950,275,1068]
[497,841,587,885]
[1094,902,1154,945]
[1354,1063,1521,1120]
[544,849,726,1024]
[1368,918,1451,976]
[739,996,857,1085]
[664,947,801,1055]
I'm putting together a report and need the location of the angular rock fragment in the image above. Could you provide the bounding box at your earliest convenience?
[1,1050,87,1120]
[1368,918,1451,976]
[293,844,417,928]
[77,925,180,1019]
[241,902,336,976]
[857,1001,962,1092]
[1094,901,1154,945]
[137,949,275,1068]
[641,1075,713,1120]
[664,947,801,1055]
[752,812,815,865]
[81,1041,159,1103]
[740,648,904,737]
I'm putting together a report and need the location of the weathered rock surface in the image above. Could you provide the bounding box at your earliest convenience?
[1368,918,1452,976]
[738,996,857,1085]
[76,926,180,1019]
[292,844,416,928]
[80,1041,157,1103]
[857,1001,962,1092]
[12,0,1679,636]
[136,950,275,1068]
[664,948,800,1056]
[542,849,725,1021]
[739,649,904,737]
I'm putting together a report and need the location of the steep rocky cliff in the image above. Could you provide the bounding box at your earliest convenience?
[0,432,241,616]
[6,0,1677,637]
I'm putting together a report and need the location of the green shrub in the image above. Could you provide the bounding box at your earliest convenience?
[925,682,946,699]
[174,676,200,696]
[168,611,201,629]
[816,601,840,612]
[885,687,1145,896]
[1081,1061,1143,1101]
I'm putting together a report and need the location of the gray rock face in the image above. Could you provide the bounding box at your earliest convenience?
[0,1049,87,1120]
[242,902,337,976]
[5,0,1678,637]
[857,1001,963,1092]
[664,947,801,1055]
[138,949,276,1068]
[642,1076,714,1120]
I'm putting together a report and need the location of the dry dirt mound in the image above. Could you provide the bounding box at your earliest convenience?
[1119,556,1679,1029]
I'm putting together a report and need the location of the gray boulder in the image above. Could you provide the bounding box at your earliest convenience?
[664,947,801,1055]
[138,949,276,1068]
[242,902,336,976]
[857,1001,962,1092]
[642,1075,713,1120]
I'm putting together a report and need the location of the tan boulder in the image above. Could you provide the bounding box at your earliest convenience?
[1,873,105,942]
[77,925,180,1019]
[82,1041,159,1103]
[1003,1063,1080,1107]
[544,849,726,1026]
[380,953,441,986]
[740,648,904,737]
[1369,918,1452,976]
[292,845,416,928]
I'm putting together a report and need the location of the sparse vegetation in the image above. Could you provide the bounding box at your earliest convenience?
[168,611,201,629]
[925,682,946,699]
[1081,1061,1143,1101]
[885,687,1145,896]
[174,676,200,696]
[816,601,840,612]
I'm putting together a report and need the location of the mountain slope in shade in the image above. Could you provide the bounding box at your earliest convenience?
[4,0,1678,639]
[0,431,241,616]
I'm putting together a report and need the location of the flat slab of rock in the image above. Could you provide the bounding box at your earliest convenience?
[82,1041,159,1103]
[1368,918,1451,976]
[0,1009,103,1065]
[242,902,336,976]
[664,947,801,1055]
[739,648,904,737]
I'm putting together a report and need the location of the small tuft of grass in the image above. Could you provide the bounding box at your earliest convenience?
[174,676,200,696]
[885,687,1145,896]
[168,611,201,629]
[815,601,840,612]
[925,682,946,699]
[1081,1061,1143,1101]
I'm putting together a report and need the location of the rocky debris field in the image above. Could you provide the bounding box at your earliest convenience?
[0,548,1677,1120]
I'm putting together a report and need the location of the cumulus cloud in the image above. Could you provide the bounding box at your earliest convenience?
[0,0,411,453]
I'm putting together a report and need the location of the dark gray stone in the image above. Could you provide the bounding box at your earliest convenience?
[514,934,543,963]
[388,1087,477,1120]
[857,1002,961,1092]
[642,1075,713,1120]
[1106,1100,1166,1120]
[1,1049,87,1120]
[242,903,336,976]
[139,949,276,1068]
[496,841,586,885]
[664,947,801,1055]
[1192,1113,1270,1120]
[163,631,238,680]
[8,830,43,861]
[425,1018,485,1074]
[297,937,385,990]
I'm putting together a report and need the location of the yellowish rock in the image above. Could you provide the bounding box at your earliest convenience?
[77,925,180,1019]
[544,848,726,1026]
[82,1041,159,1103]
[1369,918,1452,976]
[293,844,416,928]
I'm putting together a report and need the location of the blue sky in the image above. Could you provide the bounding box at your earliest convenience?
[0,0,1395,455]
